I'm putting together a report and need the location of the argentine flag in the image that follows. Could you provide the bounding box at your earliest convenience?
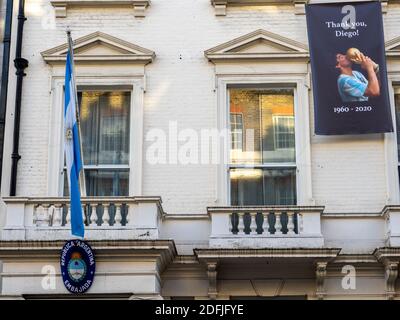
[64,48,85,238]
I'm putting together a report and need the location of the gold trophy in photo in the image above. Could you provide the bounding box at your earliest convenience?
[346,47,379,73]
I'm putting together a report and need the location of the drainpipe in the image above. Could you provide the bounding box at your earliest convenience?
[0,0,14,190]
[9,0,28,196]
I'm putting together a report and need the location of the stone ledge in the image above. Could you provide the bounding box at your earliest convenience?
[50,0,151,18]
[209,235,324,249]
[210,0,391,16]
[194,247,341,260]
[0,239,177,264]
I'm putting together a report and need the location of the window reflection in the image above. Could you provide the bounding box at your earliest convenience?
[230,88,295,165]
[79,91,130,166]
[229,87,296,205]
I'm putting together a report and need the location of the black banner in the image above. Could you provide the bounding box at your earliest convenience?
[306,1,393,135]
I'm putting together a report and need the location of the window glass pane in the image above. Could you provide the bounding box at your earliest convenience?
[261,91,295,163]
[79,91,131,166]
[229,88,295,164]
[229,87,297,206]
[63,90,131,197]
[230,168,296,205]
[85,169,129,197]
[64,169,129,197]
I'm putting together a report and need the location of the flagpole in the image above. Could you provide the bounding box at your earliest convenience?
[67,30,87,198]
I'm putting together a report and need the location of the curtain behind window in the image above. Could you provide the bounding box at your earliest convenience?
[79,91,130,166]
[64,91,130,197]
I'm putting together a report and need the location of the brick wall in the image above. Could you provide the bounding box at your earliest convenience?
[10,0,400,214]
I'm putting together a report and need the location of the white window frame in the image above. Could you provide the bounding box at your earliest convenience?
[48,76,144,197]
[385,77,400,204]
[216,75,313,206]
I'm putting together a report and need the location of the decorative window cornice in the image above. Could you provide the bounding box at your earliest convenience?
[204,29,309,62]
[41,31,155,65]
[50,0,151,18]
[204,30,400,63]
[210,0,391,16]
[386,36,400,58]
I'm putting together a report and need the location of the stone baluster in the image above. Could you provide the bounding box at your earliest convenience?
[102,203,110,226]
[90,204,98,227]
[237,212,245,234]
[287,211,295,235]
[114,203,122,226]
[250,212,257,234]
[262,212,270,235]
[275,211,282,235]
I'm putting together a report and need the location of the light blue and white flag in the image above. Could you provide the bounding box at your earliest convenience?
[64,44,85,238]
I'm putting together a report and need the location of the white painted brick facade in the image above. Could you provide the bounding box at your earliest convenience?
[1,0,400,300]
[4,0,400,216]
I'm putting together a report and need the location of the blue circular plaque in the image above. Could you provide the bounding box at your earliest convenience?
[60,240,95,294]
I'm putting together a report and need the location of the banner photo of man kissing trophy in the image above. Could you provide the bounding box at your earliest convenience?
[306,1,393,135]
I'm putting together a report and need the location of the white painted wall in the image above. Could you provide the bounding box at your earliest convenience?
[322,216,387,254]
[1,259,162,296]
[1,0,400,252]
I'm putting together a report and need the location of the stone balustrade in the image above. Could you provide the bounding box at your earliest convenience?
[208,206,325,248]
[1,196,164,241]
